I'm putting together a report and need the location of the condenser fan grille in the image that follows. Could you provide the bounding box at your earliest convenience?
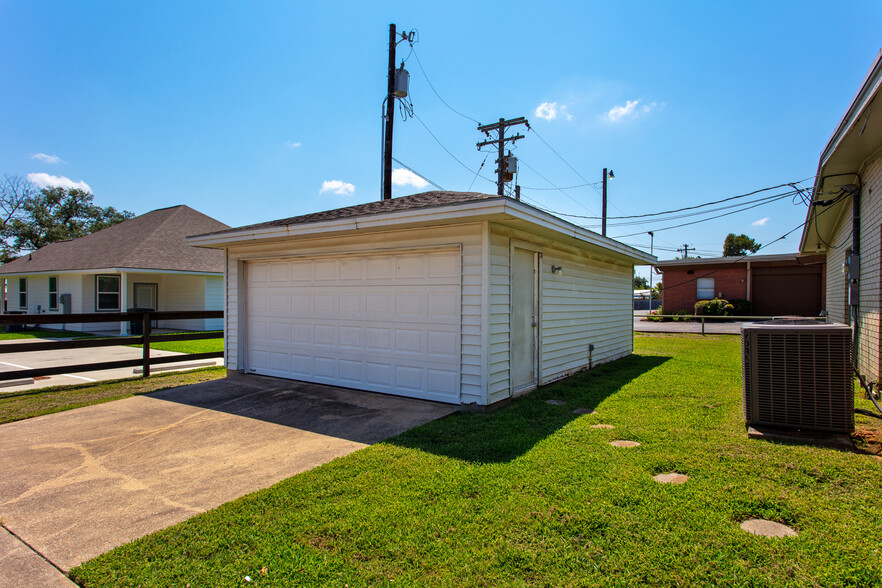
[742,323,853,432]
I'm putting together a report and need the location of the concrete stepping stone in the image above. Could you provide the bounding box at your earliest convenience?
[610,440,640,448]
[740,519,797,537]
[653,472,689,484]
[591,424,615,429]
[573,408,597,415]
[545,399,565,405]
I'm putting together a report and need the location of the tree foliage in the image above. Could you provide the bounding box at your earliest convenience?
[0,176,134,262]
[633,275,648,290]
[723,233,761,257]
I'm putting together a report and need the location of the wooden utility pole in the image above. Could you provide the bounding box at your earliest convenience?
[602,167,608,236]
[382,23,397,201]
[678,244,691,259]
[476,117,528,195]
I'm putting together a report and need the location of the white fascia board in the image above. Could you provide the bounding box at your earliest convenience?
[0,268,222,278]
[187,197,656,264]
[499,200,656,264]
[819,49,882,169]
[799,51,882,253]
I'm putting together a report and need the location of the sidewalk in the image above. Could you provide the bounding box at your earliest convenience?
[0,338,222,393]
[634,315,747,335]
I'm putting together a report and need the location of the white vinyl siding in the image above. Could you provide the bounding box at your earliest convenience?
[490,223,633,392]
[204,276,224,330]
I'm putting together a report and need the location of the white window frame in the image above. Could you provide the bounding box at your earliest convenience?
[96,274,120,311]
[49,276,58,310]
[696,277,715,300]
[18,277,27,309]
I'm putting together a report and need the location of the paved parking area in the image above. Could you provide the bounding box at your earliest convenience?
[0,374,457,579]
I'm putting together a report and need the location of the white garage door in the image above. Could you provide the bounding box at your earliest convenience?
[245,248,461,403]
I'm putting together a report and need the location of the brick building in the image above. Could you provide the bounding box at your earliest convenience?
[799,50,882,383]
[656,253,826,316]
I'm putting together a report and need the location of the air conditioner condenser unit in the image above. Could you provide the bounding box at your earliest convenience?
[742,320,854,433]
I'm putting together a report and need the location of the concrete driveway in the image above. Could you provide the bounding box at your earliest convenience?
[0,374,458,582]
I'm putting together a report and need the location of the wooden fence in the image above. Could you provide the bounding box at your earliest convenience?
[0,310,223,381]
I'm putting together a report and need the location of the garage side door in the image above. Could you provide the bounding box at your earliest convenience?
[245,249,461,403]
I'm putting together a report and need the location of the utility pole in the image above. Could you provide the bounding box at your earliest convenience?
[678,244,691,259]
[648,231,654,309]
[382,23,398,201]
[601,168,614,236]
[476,117,528,196]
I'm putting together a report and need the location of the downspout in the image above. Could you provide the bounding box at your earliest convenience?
[746,261,751,303]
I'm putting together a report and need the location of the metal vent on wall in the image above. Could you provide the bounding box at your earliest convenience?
[742,321,853,433]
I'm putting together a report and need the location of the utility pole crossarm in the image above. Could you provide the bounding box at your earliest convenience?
[475,116,529,196]
[476,133,525,149]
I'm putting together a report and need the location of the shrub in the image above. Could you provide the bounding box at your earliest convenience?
[695,298,734,316]
[728,298,751,316]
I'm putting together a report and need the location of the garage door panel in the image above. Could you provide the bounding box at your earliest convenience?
[245,249,461,403]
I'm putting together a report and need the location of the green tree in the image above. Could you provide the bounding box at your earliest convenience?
[723,233,761,257]
[633,274,648,290]
[3,182,133,260]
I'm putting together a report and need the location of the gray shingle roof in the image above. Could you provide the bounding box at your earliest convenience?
[195,191,504,237]
[0,205,229,274]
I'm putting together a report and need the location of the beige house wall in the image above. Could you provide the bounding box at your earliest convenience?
[823,155,882,382]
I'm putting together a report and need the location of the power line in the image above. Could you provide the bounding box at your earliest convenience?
[546,180,814,220]
[655,202,841,293]
[615,194,797,238]
[518,156,597,216]
[411,45,481,125]
[391,156,446,191]
[413,112,495,185]
[527,125,592,186]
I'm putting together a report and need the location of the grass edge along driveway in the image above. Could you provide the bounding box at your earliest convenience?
[70,334,882,588]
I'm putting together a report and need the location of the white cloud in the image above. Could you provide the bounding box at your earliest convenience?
[31,153,64,164]
[286,141,302,149]
[604,99,660,123]
[535,101,572,121]
[320,179,355,195]
[752,217,770,227]
[27,172,91,192]
[391,168,428,189]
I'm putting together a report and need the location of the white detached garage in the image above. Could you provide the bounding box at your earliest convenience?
[188,192,655,408]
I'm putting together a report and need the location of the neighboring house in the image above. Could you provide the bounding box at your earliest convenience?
[188,191,655,408]
[656,253,826,316]
[0,205,229,334]
[799,50,882,382]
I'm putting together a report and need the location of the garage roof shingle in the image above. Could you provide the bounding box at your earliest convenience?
[197,191,503,237]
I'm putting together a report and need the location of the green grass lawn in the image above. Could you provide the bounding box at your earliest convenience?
[0,366,226,425]
[68,333,882,587]
[0,329,94,340]
[132,331,224,354]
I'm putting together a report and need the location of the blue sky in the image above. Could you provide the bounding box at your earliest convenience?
[1,1,879,280]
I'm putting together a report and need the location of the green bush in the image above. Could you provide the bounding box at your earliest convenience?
[728,298,751,316]
[694,298,734,316]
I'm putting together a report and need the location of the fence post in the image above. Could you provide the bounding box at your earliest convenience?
[142,311,151,377]
[701,316,706,335]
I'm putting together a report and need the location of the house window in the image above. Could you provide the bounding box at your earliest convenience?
[696,277,715,300]
[18,278,27,309]
[96,275,120,311]
[49,276,58,310]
